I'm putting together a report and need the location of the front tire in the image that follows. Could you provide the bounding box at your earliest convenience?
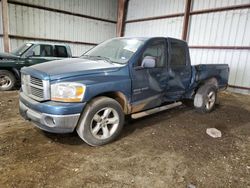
[0,70,16,91]
[194,84,217,113]
[76,97,124,146]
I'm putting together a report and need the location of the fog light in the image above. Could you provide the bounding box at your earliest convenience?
[44,116,56,127]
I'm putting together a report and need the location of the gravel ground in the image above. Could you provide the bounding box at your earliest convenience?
[0,91,250,188]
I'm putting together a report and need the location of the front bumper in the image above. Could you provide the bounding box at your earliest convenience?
[19,92,86,133]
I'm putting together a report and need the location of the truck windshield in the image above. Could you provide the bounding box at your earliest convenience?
[11,43,33,56]
[83,38,145,64]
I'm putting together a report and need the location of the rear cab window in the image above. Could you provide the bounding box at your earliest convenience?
[54,45,68,57]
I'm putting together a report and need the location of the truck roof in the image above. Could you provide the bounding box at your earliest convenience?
[118,36,186,43]
[26,41,70,46]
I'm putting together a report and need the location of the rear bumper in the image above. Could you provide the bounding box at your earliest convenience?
[19,92,86,133]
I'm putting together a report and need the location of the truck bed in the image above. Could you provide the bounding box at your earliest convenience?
[194,64,229,89]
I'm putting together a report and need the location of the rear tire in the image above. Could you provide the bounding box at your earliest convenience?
[194,84,217,113]
[76,97,124,146]
[0,70,16,91]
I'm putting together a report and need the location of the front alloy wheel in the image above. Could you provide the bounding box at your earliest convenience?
[90,107,119,140]
[77,97,124,146]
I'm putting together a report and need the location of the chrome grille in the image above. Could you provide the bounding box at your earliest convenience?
[21,74,50,101]
[30,76,43,87]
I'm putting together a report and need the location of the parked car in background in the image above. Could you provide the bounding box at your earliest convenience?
[0,42,72,91]
[19,37,229,146]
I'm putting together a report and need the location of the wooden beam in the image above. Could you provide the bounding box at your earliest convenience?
[116,0,127,37]
[1,0,10,52]
[181,0,192,41]
[229,85,250,91]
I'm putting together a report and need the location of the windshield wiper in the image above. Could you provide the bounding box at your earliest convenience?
[82,55,122,65]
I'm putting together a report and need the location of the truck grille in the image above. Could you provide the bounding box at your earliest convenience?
[21,74,50,101]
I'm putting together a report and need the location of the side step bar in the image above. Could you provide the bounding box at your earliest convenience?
[131,102,182,119]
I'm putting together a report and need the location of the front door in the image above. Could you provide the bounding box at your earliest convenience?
[25,44,58,66]
[131,38,168,113]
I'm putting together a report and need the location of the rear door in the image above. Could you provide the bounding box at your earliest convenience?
[165,38,192,99]
[131,38,168,112]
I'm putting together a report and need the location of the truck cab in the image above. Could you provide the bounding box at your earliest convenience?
[19,37,229,146]
[0,42,72,91]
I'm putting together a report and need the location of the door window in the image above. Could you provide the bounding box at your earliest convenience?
[140,40,166,68]
[170,41,186,67]
[31,45,53,57]
[55,45,68,57]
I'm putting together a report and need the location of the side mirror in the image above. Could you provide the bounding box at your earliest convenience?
[141,56,156,68]
[26,50,34,58]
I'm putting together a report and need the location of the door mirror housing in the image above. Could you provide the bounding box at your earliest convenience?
[141,56,156,68]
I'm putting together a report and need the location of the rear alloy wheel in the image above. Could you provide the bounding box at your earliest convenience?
[77,97,124,146]
[194,84,217,113]
[0,70,16,91]
[205,91,216,111]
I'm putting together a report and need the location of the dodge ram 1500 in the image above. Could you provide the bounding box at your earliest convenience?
[19,37,229,146]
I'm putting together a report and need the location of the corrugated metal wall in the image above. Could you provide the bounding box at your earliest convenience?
[6,0,118,56]
[125,0,184,38]
[125,17,183,38]
[124,0,250,94]
[126,0,184,20]
[189,0,250,94]
[12,0,118,21]
[0,1,3,52]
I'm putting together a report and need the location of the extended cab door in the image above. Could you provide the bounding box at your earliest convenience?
[165,38,192,100]
[131,38,168,113]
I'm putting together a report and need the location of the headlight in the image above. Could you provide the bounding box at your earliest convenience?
[51,82,86,102]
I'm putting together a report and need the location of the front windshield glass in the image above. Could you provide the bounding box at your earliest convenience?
[83,38,145,64]
[11,43,33,56]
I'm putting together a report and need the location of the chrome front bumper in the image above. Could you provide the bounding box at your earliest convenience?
[19,101,80,133]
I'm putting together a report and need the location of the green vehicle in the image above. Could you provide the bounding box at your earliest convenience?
[0,42,72,91]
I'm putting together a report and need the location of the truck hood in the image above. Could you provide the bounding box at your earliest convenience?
[29,58,123,80]
[0,52,19,60]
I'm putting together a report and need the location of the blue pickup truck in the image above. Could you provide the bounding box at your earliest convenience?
[19,37,229,146]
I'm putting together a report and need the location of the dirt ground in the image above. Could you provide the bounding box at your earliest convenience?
[0,91,250,188]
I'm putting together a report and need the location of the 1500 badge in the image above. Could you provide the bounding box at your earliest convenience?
[133,87,149,94]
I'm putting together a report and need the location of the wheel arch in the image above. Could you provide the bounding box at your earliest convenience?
[196,77,218,92]
[88,91,130,114]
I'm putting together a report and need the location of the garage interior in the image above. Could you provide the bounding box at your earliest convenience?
[0,0,250,187]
